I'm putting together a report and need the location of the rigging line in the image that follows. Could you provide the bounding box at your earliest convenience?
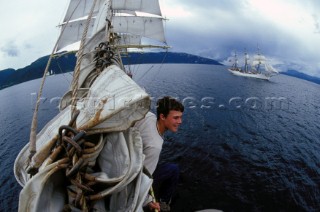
[123,51,139,78]
[150,50,168,83]
[130,52,142,76]
[27,0,83,163]
[70,0,98,117]
[55,59,72,85]
[134,50,169,83]
[134,63,154,83]
[158,49,169,71]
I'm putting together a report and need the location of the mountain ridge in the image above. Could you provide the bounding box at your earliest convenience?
[0,52,319,90]
[0,52,222,90]
[281,69,320,85]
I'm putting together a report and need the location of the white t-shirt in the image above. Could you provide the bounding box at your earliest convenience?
[134,112,163,174]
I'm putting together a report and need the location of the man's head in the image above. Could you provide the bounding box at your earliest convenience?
[156,96,184,133]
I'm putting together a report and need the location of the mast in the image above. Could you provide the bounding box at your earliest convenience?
[251,45,265,74]
[244,50,249,73]
[232,51,239,71]
[256,46,261,73]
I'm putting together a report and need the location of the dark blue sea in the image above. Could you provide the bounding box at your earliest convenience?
[0,64,319,211]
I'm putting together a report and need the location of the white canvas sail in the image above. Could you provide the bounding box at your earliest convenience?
[266,64,278,73]
[116,34,142,45]
[112,16,165,42]
[252,54,266,66]
[56,19,96,51]
[63,0,104,22]
[112,0,162,16]
[57,0,166,51]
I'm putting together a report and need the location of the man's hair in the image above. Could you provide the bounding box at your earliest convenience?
[156,96,184,120]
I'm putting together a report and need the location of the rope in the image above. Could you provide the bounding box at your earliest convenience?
[51,112,97,211]
[150,186,159,212]
[70,0,98,117]
[143,166,159,212]
[28,0,82,162]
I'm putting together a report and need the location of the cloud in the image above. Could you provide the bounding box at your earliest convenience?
[0,0,319,77]
[0,0,66,70]
[0,42,20,57]
[312,15,320,33]
[162,0,320,77]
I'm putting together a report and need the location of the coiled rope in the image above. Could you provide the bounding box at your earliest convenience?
[46,110,102,211]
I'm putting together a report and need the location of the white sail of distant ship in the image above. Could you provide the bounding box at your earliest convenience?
[14,0,168,211]
[228,48,278,80]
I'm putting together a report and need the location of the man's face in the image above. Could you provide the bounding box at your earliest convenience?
[162,110,183,132]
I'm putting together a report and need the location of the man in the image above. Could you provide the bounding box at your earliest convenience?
[134,96,184,211]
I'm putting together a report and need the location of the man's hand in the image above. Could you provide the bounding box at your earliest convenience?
[148,201,160,211]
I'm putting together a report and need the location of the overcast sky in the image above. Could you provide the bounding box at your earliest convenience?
[1,0,319,77]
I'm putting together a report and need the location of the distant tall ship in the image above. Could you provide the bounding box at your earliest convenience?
[228,49,278,80]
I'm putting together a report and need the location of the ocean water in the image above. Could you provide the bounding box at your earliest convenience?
[0,64,319,211]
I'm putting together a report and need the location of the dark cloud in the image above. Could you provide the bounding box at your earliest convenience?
[312,15,320,33]
[0,42,19,57]
[164,0,320,76]
[166,0,281,55]
[167,13,296,59]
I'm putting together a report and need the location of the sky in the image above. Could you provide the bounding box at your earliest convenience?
[1,0,319,77]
